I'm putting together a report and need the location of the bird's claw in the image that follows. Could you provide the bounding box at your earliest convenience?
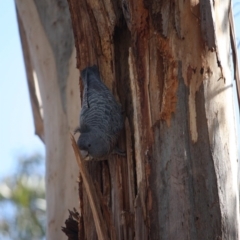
[112,147,126,157]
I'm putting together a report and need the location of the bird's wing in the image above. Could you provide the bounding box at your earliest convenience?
[80,66,123,142]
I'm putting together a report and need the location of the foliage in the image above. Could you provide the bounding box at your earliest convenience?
[0,154,46,240]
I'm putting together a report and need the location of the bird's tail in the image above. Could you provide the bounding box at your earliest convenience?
[81,65,101,85]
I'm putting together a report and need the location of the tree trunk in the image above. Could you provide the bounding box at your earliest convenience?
[67,0,240,239]
[16,0,240,239]
[15,1,80,239]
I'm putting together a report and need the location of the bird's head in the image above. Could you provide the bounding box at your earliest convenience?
[77,132,109,160]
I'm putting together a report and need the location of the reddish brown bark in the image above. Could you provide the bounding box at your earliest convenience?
[67,0,239,239]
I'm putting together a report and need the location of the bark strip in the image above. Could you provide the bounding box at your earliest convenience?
[71,134,110,240]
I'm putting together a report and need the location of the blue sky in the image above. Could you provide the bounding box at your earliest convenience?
[0,1,239,181]
[0,0,45,180]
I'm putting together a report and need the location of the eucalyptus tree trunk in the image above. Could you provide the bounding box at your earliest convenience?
[15,1,80,239]
[67,0,240,239]
[16,0,239,239]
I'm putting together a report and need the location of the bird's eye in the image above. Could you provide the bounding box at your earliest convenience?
[88,144,91,147]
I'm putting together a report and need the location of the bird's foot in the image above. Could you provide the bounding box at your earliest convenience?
[112,147,126,157]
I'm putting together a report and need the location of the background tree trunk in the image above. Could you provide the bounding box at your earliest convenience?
[15,0,80,239]
[16,0,240,239]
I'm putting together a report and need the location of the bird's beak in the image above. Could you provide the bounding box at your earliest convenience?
[80,150,89,159]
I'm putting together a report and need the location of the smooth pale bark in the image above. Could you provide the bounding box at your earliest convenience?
[15,0,80,239]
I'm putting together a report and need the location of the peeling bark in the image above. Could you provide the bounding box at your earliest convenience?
[66,0,239,239]
[16,0,240,239]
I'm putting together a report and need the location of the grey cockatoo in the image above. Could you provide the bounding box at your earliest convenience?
[75,65,124,160]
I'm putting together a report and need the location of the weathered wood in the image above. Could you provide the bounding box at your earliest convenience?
[61,209,79,240]
[16,0,240,239]
[71,134,110,240]
[66,0,239,239]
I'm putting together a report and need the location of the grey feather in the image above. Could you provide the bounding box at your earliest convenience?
[76,65,124,160]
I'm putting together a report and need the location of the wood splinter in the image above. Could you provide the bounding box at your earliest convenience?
[70,134,110,240]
